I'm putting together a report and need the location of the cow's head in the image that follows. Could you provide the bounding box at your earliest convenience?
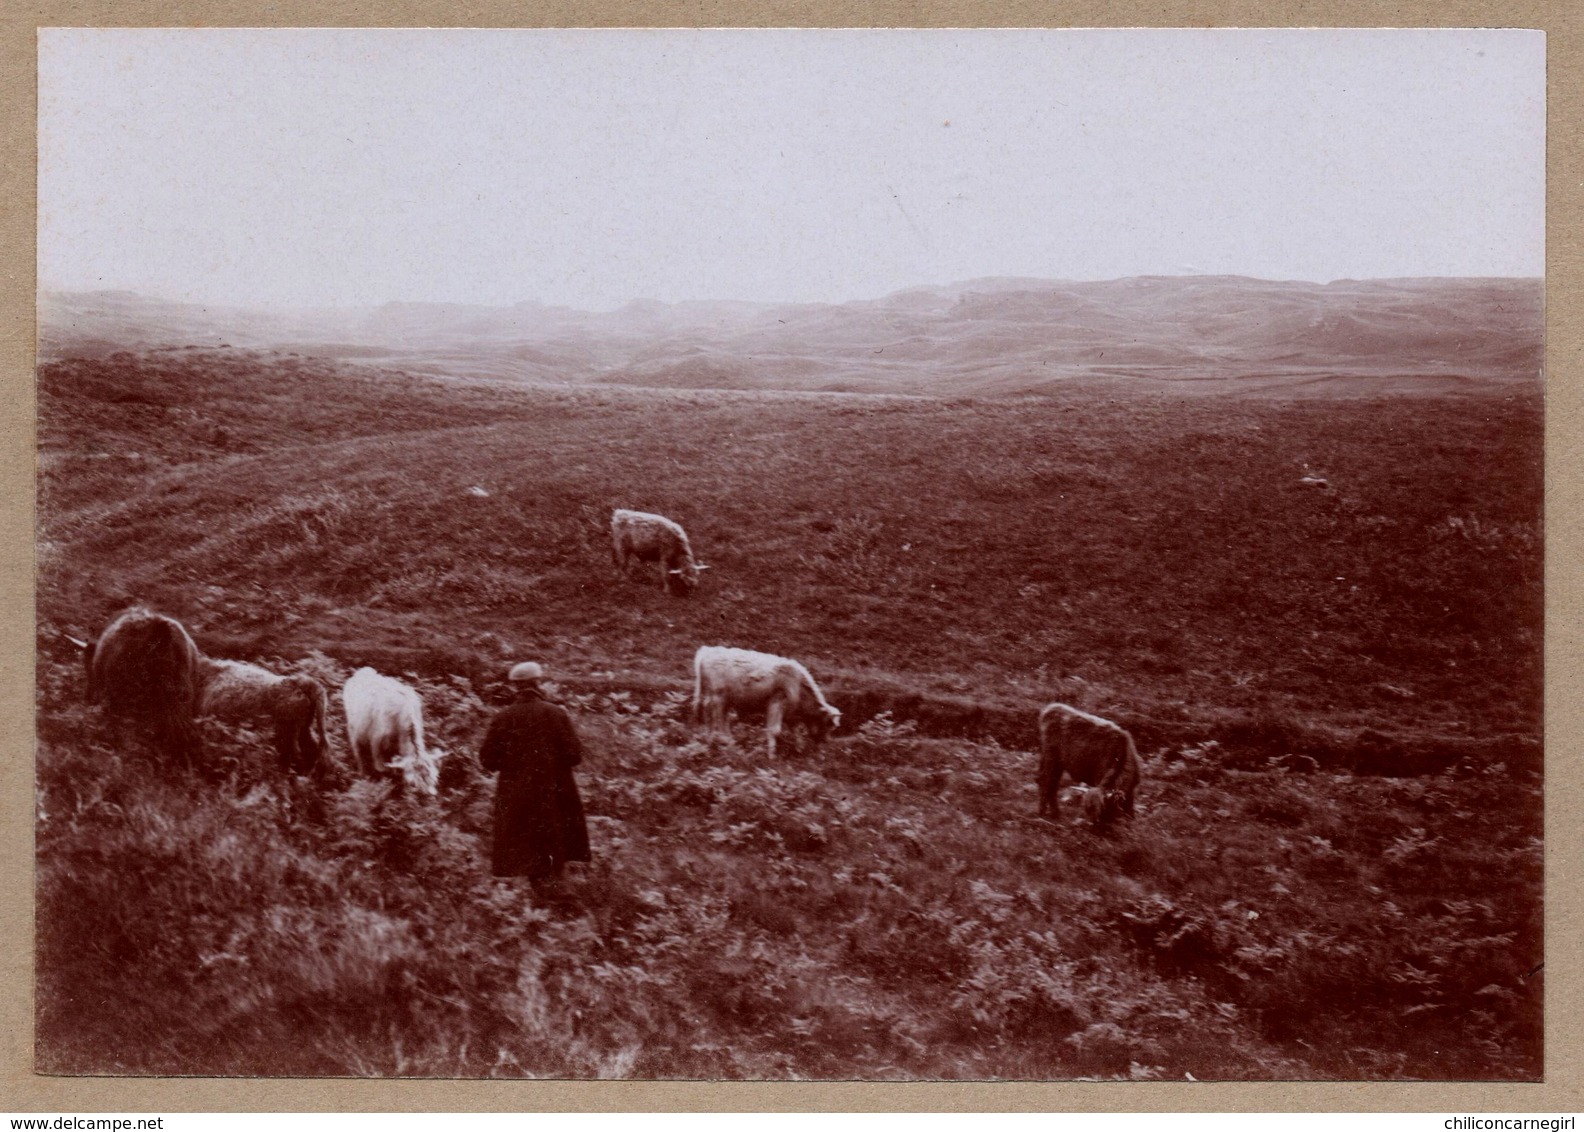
[666,562,709,595]
[1101,789,1131,825]
[808,704,841,745]
[389,746,447,796]
[1081,787,1128,828]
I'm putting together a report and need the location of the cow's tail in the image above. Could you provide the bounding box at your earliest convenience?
[159,670,203,769]
[165,623,204,767]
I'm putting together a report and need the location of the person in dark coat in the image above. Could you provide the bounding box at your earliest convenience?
[479,661,591,880]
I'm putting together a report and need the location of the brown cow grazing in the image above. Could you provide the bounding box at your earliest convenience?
[198,658,329,778]
[341,667,446,795]
[1037,702,1141,827]
[693,645,841,758]
[84,606,203,764]
[611,509,709,595]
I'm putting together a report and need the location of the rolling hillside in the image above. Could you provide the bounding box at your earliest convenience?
[38,274,1543,398]
[33,343,1543,1079]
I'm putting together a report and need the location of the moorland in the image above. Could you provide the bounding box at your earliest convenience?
[33,276,1544,1079]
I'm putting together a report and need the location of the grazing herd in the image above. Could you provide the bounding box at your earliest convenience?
[70,508,1143,828]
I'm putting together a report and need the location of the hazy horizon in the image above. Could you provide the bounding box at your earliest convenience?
[39,269,1546,318]
[39,29,1545,311]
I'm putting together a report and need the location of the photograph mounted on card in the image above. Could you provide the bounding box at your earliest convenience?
[33,27,1544,1080]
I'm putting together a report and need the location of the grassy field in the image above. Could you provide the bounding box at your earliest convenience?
[35,347,1544,1079]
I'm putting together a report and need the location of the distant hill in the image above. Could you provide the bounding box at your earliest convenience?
[38,275,1543,397]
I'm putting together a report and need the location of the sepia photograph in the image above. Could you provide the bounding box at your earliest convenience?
[33,27,1545,1082]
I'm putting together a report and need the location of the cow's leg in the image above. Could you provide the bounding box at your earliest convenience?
[372,735,396,790]
[1037,748,1061,818]
[274,715,298,775]
[705,693,726,736]
[299,713,322,777]
[766,697,785,759]
[352,734,373,778]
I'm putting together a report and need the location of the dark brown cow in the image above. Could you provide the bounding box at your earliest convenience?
[84,606,204,764]
[611,509,708,595]
[1036,702,1141,827]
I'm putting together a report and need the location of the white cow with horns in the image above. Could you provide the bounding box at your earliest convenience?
[611,509,709,595]
[692,645,841,758]
[341,667,447,795]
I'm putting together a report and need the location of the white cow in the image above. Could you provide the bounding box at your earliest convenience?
[611,509,709,595]
[692,645,841,758]
[341,667,446,795]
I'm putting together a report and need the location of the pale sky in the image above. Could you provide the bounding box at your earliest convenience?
[38,28,1545,311]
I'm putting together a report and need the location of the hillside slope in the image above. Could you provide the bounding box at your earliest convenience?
[34,348,1544,1079]
[38,348,1542,748]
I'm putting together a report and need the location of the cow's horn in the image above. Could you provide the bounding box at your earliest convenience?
[63,634,90,651]
[695,564,711,571]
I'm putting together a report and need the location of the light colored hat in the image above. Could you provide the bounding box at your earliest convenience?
[508,661,545,684]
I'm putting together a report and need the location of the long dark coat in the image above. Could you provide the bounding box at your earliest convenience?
[479,690,590,878]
